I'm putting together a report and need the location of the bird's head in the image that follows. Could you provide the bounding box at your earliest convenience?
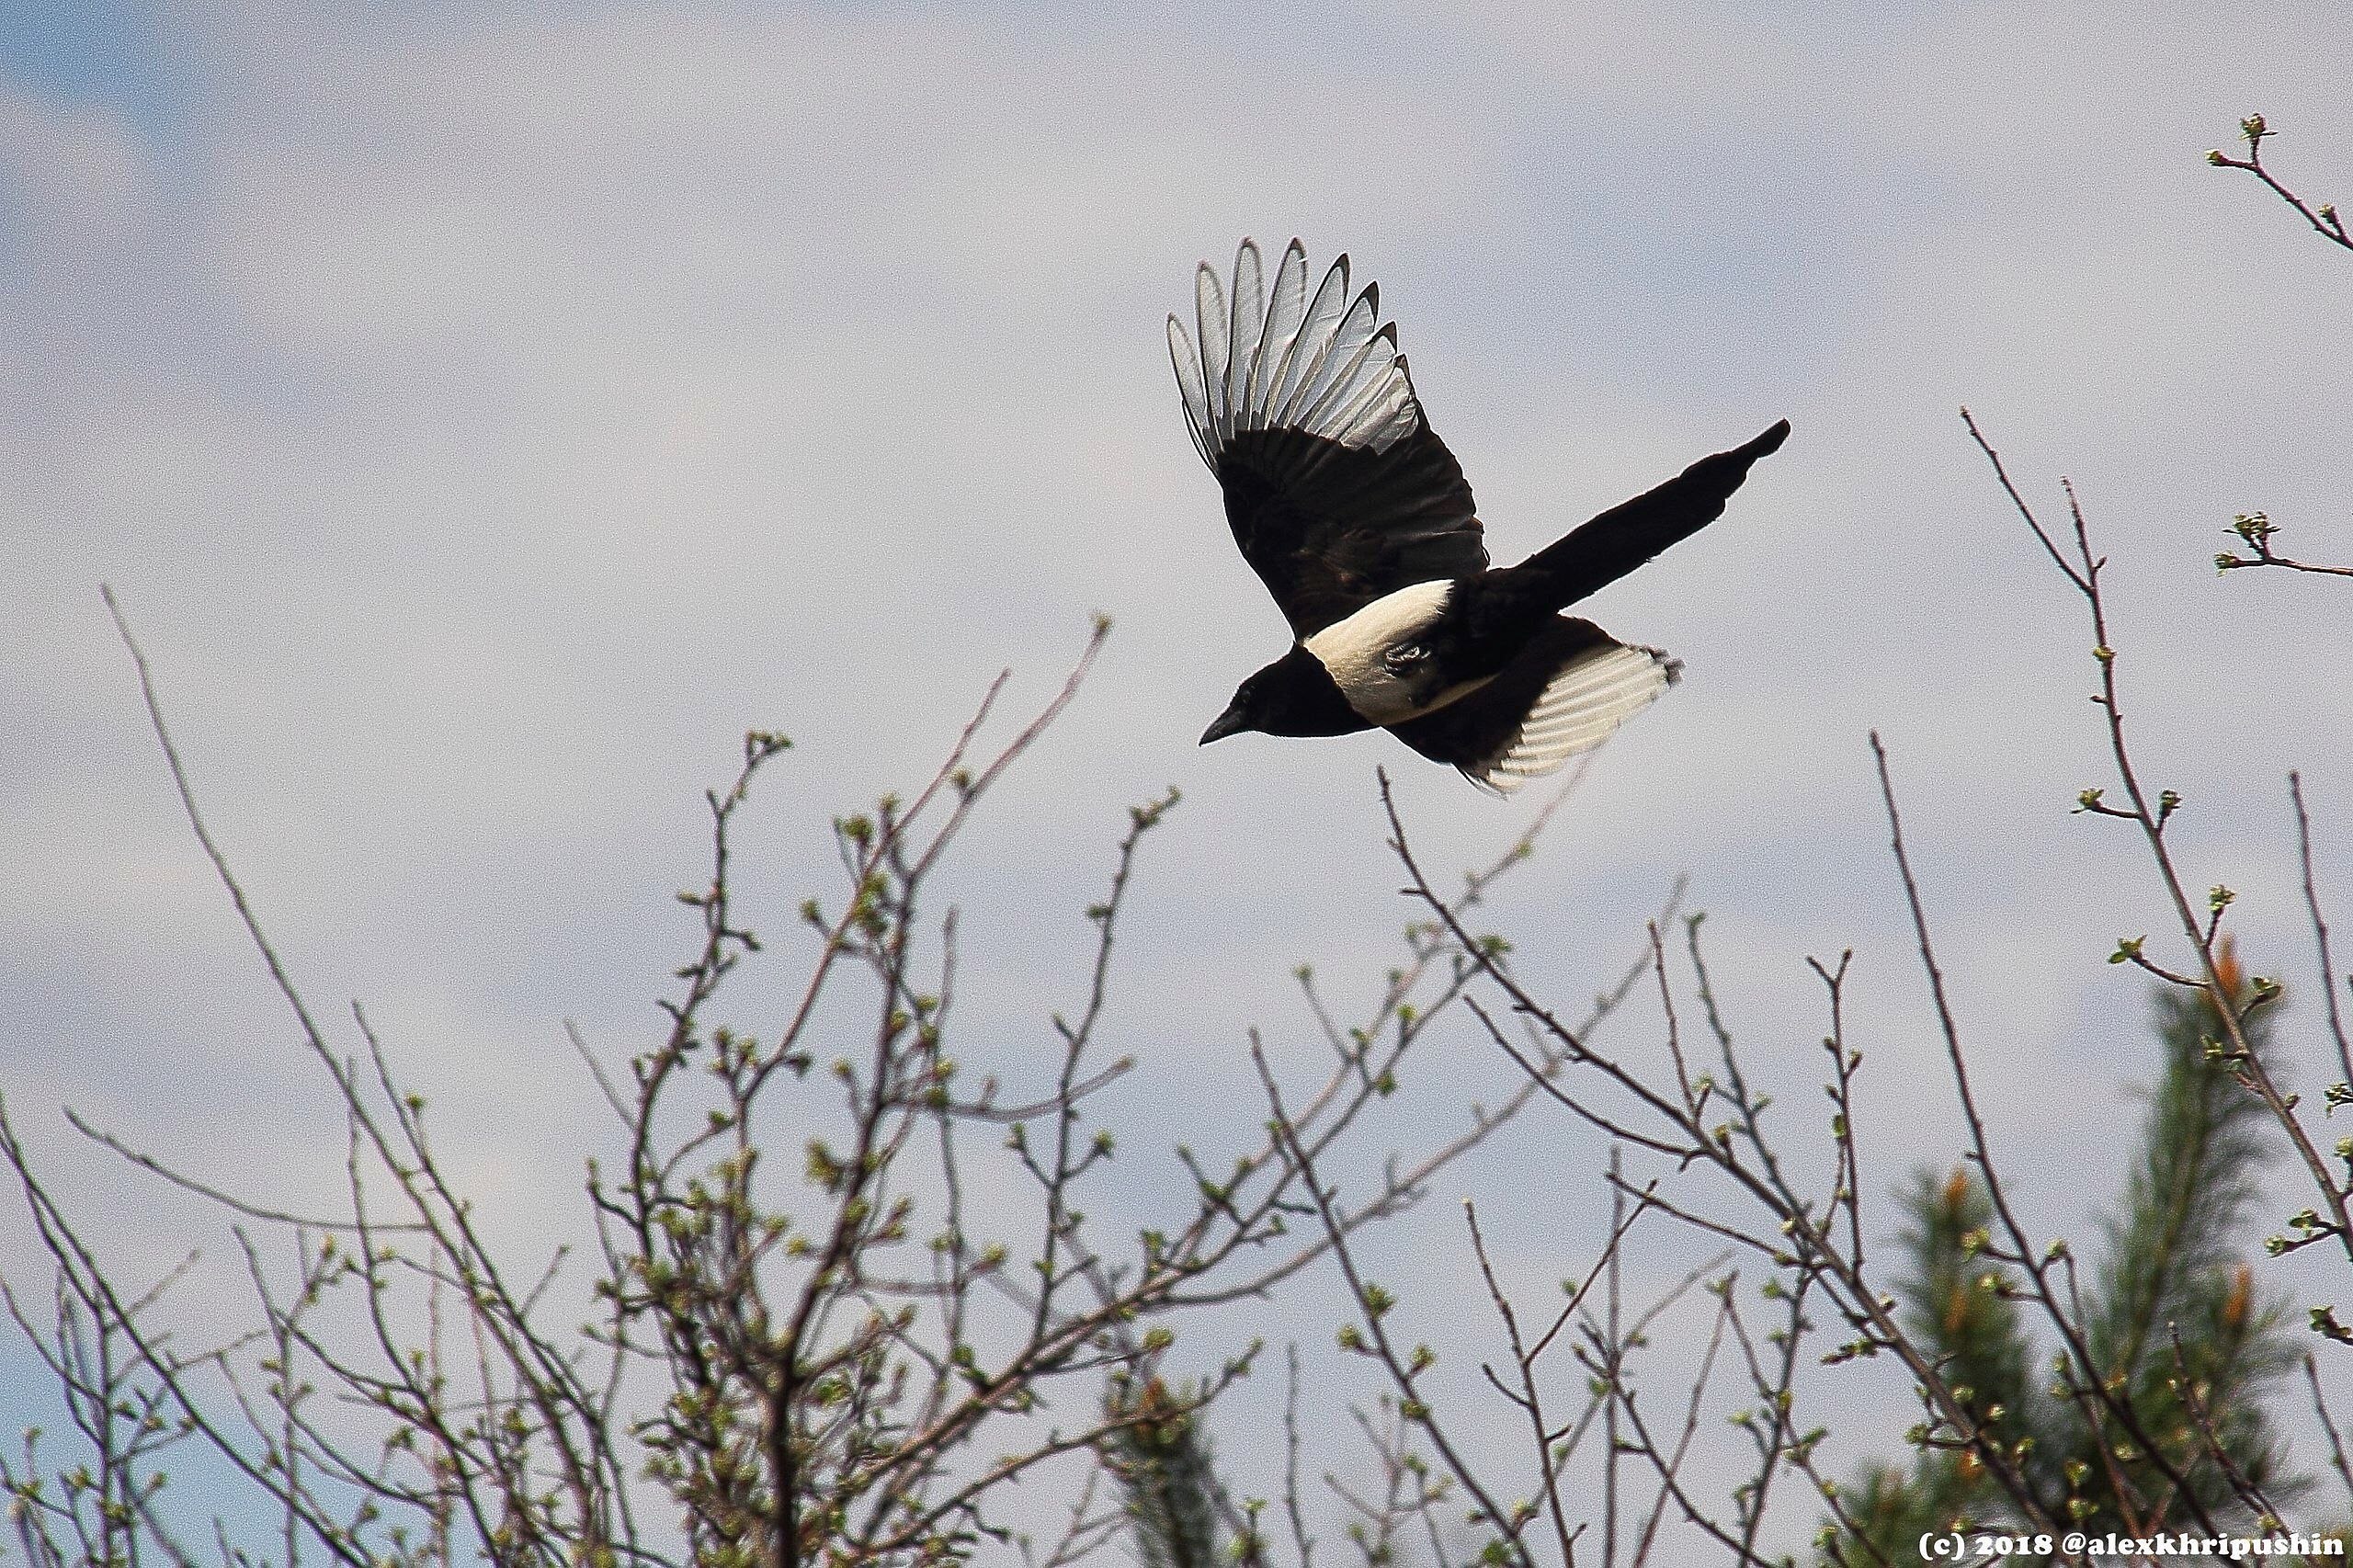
[1199,665,1277,744]
[1200,646,1361,743]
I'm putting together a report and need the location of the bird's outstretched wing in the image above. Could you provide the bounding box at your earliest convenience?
[1170,239,1486,638]
[1391,617,1677,794]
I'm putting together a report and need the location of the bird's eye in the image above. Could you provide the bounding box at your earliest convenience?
[1383,643,1428,670]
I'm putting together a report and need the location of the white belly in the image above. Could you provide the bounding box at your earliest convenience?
[1302,580,1483,725]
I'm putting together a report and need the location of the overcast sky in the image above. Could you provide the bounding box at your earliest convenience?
[5,0,2351,1556]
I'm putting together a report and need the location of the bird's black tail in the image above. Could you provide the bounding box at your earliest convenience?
[1519,419,1790,608]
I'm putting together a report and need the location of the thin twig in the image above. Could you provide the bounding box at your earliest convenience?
[2207,114,2353,253]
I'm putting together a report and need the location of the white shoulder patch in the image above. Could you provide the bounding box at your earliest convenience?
[1303,580,1460,725]
[1466,643,1677,796]
[1168,238,1422,472]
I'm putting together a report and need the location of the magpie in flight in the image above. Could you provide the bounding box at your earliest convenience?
[1171,238,1789,793]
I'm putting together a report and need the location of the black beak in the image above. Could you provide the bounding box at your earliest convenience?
[1199,703,1249,745]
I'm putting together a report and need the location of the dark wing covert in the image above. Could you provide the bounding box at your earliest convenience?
[1169,239,1486,638]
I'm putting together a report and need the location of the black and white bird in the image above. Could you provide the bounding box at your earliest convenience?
[1172,238,1789,793]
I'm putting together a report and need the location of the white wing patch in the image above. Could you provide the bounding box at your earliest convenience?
[1466,643,1679,796]
[1302,579,1463,725]
[1168,238,1421,470]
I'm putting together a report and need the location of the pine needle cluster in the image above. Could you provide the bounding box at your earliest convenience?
[1108,1375,1230,1568]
